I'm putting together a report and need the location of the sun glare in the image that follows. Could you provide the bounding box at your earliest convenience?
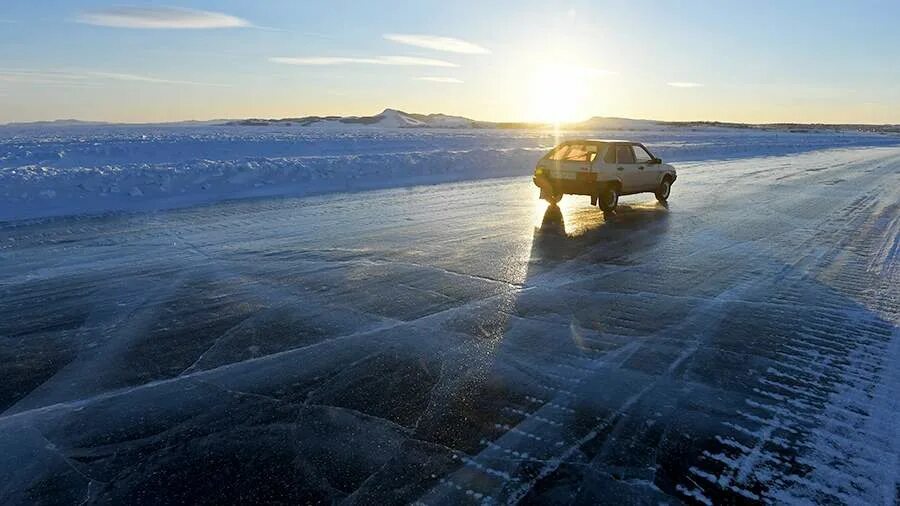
[527,69,589,125]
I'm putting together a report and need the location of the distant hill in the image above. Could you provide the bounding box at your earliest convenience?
[224,109,685,130]
[223,110,900,134]
[1,118,232,128]
[573,117,662,130]
[226,108,476,129]
[1,119,111,127]
[5,110,899,134]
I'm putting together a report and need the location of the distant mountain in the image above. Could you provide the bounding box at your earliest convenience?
[223,110,725,131]
[224,110,678,130]
[405,111,475,128]
[225,109,476,129]
[1,118,234,128]
[5,110,899,134]
[573,117,661,130]
[1,119,111,127]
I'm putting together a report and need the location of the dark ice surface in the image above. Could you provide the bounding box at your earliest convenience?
[1,147,899,505]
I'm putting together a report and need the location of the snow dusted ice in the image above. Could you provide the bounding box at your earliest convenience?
[2,120,899,221]
[0,123,899,504]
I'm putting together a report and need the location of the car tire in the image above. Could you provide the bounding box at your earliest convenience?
[655,178,672,202]
[598,185,619,212]
[545,193,562,204]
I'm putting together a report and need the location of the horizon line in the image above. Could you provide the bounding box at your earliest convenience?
[2,109,899,128]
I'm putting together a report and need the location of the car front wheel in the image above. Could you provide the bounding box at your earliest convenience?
[655,178,672,202]
[598,186,619,212]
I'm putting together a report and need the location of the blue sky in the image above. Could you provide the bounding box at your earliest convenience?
[1,0,899,123]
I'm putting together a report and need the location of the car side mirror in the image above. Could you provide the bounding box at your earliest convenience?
[651,157,662,164]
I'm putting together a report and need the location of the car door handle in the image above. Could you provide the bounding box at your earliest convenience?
[638,166,644,170]
[617,167,624,171]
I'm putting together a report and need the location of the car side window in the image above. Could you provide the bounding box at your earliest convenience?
[616,145,636,164]
[602,145,616,163]
[632,145,653,164]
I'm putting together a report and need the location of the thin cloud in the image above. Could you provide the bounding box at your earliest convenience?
[384,34,490,54]
[270,56,458,67]
[76,6,249,29]
[668,82,704,88]
[0,68,226,87]
[0,69,97,87]
[85,71,228,87]
[415,77,464,84]
[380,56,458,67]
[270,57,380,65]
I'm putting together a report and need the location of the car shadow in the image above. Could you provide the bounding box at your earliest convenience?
[531,201,672,267]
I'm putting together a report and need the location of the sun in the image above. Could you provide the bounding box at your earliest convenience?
[526,69,589,125]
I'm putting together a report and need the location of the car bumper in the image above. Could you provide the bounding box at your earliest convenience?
[533,175,602,196]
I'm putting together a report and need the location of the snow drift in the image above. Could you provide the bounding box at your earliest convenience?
[0,147,542,221]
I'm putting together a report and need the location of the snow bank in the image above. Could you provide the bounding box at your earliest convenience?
[0,147,542,222]
[1,124,898,222]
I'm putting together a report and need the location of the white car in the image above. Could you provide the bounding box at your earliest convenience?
[533,139,677,212]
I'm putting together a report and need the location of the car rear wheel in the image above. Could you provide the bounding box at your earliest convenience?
[540,186,562,204]
[598,186,619,212]
[655,178,672,202]
[544,193,562,204]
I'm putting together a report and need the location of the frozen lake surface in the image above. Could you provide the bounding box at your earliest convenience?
[0,137,899,504]
[2,124,899,221]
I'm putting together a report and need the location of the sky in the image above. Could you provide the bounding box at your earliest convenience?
[1,0,899,124]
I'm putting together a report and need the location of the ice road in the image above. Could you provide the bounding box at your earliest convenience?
[1,146,898,505]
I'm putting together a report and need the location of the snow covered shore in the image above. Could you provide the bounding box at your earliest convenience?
[1,124,898,222]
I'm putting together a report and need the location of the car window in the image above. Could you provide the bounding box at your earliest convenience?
[563,144,597,162]
[632,144,653,164]
[547,145,571,161]
[549,144,597,162]
[616,145,636,164]
[602,145,616,163]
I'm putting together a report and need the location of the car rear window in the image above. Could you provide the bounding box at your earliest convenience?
[547,145,570,160]
[548,143,602,162]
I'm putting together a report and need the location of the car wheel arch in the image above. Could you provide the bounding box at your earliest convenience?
[599,179,623,192]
